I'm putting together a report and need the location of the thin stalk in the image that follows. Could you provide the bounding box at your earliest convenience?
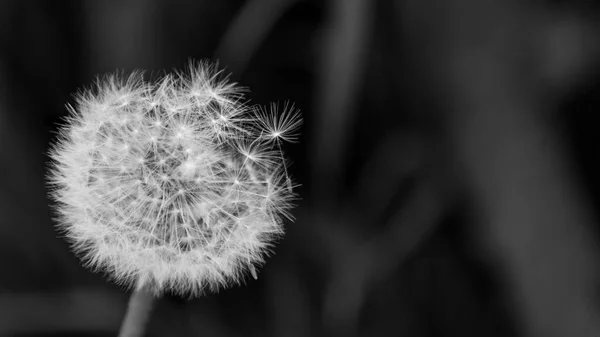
[118,286,156,337]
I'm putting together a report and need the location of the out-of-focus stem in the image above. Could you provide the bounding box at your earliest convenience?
[118,286,156,337]
[310,0,371,209]
[214,0,297,75]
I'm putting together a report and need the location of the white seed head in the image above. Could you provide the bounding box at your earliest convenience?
[47,62,300,296]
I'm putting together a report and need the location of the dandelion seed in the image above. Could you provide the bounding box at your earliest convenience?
[249,264,258,280]
[255,102,303,144]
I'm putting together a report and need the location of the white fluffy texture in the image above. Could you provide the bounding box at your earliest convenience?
[47,63,300,296]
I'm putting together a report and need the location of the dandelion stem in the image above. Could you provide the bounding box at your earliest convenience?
[118,286,155,337]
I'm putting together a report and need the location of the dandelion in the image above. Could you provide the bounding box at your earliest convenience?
[46,61,300,336]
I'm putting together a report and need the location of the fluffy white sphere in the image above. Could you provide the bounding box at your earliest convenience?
[47,63,300,296]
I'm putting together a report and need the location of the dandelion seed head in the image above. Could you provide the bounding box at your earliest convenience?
[47,62,299,296]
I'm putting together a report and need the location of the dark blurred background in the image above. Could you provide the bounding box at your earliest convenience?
[2,0,600,336]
